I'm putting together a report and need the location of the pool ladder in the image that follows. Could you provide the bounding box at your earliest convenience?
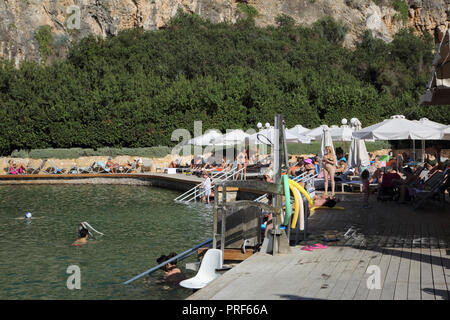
[174,165,246,203]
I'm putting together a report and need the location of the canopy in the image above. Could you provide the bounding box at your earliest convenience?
[420,29,450,105]
[209,129,250,146]
[413,117,447,129]
[287,125,310,136]
[352,115,444,140]
[348,123,370,169]
[247,127,304,145]
[306,125,329,141]
[187,129,223,146]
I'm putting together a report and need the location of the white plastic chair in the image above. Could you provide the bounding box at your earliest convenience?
[179,249,223,289]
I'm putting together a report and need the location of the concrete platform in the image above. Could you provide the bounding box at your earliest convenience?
[187,194,450,300]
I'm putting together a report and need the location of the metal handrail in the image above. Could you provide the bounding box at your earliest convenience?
[181,166,247,203]
[174,167,236,202]
[122,238,213,285]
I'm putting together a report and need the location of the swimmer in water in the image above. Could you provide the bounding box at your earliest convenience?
[72,223,89,246]
[156,252,185,286]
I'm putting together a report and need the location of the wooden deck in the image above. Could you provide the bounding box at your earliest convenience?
[188,194,450,300]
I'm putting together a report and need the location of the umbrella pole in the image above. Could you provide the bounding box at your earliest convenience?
[421,140,425,163]
[412,139,415,163]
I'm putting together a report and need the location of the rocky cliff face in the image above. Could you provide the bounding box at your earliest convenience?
[0,0,448,65]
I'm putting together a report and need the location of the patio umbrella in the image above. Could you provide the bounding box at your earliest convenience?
[287,125,311,136]
[352,115,444,140]
[420,29,450,105]
[348,123,370,169]
[186,129,223,146]
[329,125,354,142]
[412,118,448,161]
[319,127,336,160]
[209,129,250,146]
[306,125,329,141]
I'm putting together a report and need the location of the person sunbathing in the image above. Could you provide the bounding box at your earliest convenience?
[106,157,120,173]
[8,160,26,175]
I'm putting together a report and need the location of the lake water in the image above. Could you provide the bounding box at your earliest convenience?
[0,184,213,299]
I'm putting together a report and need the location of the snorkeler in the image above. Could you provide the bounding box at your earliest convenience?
[71,222,105,246]
[72,222,89,246]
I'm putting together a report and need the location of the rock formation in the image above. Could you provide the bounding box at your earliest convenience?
[0,0,448,65]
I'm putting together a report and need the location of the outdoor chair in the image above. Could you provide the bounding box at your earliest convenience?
[179,249,223,290]
[26,159,47,174]
[141,159,153,173]
[123,160,138,173]
[410,170,447,209]
[77,162,96,174]
[93,161,111,173]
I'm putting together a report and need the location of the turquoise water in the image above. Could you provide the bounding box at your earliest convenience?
[0,184,213,299]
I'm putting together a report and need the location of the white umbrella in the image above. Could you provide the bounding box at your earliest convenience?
[329,125,354,142]
[187,129,223,146]
[287,125,310,136]
[413,118,447,129]
[247,127,302,145]
[352,115,444,140]
[319,127,335,160]
[348,123,370,169]
[306,125,329,141]
[210,129,250,146]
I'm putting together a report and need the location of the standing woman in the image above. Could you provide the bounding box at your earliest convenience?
[322,146,336,196]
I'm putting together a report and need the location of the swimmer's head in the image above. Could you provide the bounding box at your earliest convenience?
[25,212,32,219]
[78,223,89,238]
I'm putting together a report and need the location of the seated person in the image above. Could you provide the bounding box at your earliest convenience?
[304,158,316,175]
[169,157,183,168]
[335,158,347,175]
[156,252,185,286]
[394,166,420,203]
[8,160,26,175]
[106,157,120,173]
[378,168,401,199]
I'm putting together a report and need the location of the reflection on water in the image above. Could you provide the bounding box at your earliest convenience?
[0,184,213,299]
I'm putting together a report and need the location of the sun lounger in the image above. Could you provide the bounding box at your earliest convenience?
[26,159,47,174]
[141,159,153,173]
[93,161,111,173]
[410,170,447,209]
[45,160,66,174]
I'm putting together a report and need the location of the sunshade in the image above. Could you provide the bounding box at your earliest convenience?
[352,115,444,140]
[347,122,370,168]
[186,129,223,146]
[209,129,250,146]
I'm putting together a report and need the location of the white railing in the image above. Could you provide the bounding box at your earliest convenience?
[174,165,246,203]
